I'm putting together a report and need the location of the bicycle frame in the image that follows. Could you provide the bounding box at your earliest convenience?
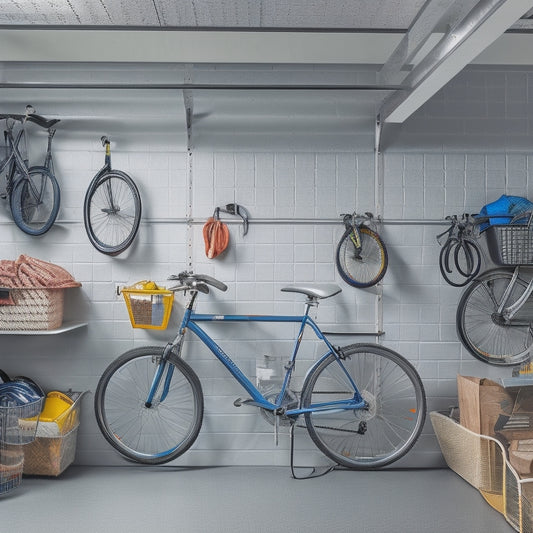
[496,266,533,322]
[146,298,366,418]
[0,121,29,187]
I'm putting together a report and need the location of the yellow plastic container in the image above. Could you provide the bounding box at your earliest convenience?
[39,392,73,431]
[122,288,174,330]
[21,391,75,436]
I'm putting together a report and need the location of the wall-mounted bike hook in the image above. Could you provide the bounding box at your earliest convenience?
[213,203,250,236]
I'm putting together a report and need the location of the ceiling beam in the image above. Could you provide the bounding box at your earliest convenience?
[0,29,401,64]
[380,0,533,123]
[378,0,457,85]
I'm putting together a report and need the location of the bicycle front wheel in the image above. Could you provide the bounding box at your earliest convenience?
[301,344,426,469]
[456,270,533,365]
[84,171,141,256]
[10,167,60,235]
[336,227,388,288]
[94,347,204,464]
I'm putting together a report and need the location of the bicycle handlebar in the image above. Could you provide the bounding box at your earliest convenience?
[0,113,60,129]
[168,271,228,293]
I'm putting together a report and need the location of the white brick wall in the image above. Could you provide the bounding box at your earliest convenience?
[1,65,532,468]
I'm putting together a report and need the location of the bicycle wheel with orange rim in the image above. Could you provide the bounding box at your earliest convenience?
[335,227,388,288]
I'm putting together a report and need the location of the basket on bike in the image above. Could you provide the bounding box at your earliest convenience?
[486,220,533,266]
[122,282,174,330]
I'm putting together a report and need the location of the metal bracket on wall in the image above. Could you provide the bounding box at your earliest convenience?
[214,203,250,236]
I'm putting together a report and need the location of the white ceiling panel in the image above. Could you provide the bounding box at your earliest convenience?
[1,0,533,132]
[0,0,426,28]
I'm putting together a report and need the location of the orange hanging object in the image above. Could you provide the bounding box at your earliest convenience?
[203,217,230,259]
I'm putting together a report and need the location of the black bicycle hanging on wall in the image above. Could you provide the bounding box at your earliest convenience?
[0,105,61,236]
[83,136,142,256]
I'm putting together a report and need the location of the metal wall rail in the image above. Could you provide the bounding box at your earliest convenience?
[0,83,404,91]
[0,217,450,226]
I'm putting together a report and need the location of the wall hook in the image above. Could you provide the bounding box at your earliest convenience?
[213,203,250,236]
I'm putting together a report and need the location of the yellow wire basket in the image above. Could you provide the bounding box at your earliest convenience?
[122,287,174,330]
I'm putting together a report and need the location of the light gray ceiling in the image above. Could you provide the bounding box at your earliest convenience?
[0,0,531,30]
[0,0,447,29]
[2,1,533,150]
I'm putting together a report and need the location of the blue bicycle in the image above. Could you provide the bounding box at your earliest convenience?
[94,272,426,469]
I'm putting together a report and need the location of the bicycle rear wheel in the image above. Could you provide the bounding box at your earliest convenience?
[301,344,426,469]
[456,270,533,365]
[84,170,141,256]
[10,166,60,235]
[94,347,204,464]
[335,227,388,288]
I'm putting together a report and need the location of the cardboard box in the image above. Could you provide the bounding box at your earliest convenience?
[457,375,516,436]
[495,387,533,443]
[509,439,533,476]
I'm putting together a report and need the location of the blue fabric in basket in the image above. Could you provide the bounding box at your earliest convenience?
[477,195,533,232]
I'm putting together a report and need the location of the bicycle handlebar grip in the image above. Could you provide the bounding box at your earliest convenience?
[170,272,228,292]
[195,274,228,292]
[26,114,60,129]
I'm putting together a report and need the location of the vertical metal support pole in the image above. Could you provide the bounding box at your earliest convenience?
[374,115,385,341]
[183,84,194,270]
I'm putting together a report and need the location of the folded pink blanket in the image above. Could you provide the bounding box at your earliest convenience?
[0,255,81,289]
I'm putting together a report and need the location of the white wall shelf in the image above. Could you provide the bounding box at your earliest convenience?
[0,321,88,335]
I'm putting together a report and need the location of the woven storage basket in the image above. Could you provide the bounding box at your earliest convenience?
[23,426,79,476]
[23,392,82,476]
[0,288,64,330]
[431,411,533,532]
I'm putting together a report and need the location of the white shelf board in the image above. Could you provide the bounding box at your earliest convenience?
[0,321,88,335]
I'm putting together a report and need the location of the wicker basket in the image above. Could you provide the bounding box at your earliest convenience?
[0,288,64,330]
[22,392,82,476]
[431,411,533,532]
[23,426,79,476]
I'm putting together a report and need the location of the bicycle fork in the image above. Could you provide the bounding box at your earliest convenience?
[497,267,533,322]
[145,336,184,408]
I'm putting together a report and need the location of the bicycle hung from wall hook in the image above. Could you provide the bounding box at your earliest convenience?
[336,212,388,288]
[0,105,61,235]
[83,136,142,256]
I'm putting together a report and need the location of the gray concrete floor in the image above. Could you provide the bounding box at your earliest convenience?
[3,466,515,533]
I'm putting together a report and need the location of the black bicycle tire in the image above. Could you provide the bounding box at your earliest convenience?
[335,227,388,288]
[10,166,60,236]
[456,270,533,366]
[94,346,204,464]
[453,239,473,277]
[84,170,142,256]
[454,239,481,280]
[301,344,426,469]
[439,239,473,287]
[441,237,458,275]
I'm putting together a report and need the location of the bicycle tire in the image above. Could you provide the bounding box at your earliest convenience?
[456,270,533,365]
[438,239,475,287]
[301,344,426,469]
[454,239,481,280]
[440,237,458,275]
[94,346,204,464]
[84,170,141,256]
[10,166,60,236]
[335,227,388,288]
